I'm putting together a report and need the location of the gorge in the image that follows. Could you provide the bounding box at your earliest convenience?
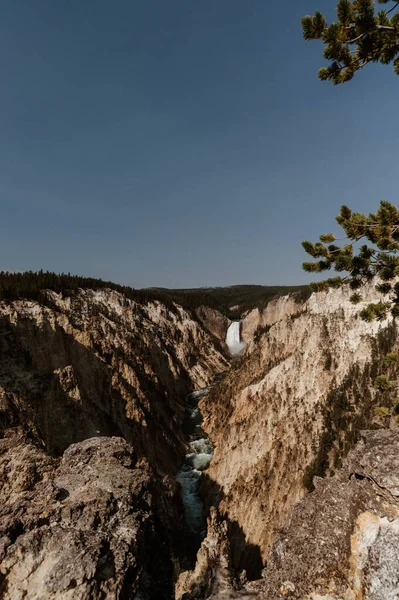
[177,386,213,564]
[177,320,244,566]
[0,278,399,599]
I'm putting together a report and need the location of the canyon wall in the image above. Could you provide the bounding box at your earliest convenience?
[247,429,399,599]
[0,288,229,598]
[241,294,303,343]
[0,289,229,473]
[0,433,178,600]
[2,282,399,599]
[180,430,399,599]
[200,283,398,578]
[195,306,230,343]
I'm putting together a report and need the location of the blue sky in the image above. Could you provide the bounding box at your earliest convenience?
[1,0,398,288]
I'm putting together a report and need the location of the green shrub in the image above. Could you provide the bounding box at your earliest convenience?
[374,375,393,391]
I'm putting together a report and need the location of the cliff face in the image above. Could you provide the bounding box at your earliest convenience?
[180,430,399,600]
[241,294,303,343]
[0,289,230,598]
[195,306,229,344]
[2,282,399,599]
[0,289,229,474]
[247,429,399,599]
[200,284,398,577]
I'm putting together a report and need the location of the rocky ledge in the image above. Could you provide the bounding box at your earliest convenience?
[0,433,177,600]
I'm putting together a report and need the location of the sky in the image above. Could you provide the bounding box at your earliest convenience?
[1,0,398,288]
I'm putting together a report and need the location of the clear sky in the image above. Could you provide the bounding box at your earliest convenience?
[1,0,398,288]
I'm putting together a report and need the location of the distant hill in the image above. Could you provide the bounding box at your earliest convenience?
[0,272,311,320]
[149,284,312,319]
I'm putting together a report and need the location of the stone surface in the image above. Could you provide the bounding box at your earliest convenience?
[246,430,399,599]
[179,431,399,600]
[0,289,230,598]
[0,433,176,599]
[175,507,237,600]
[2,284,399,599]
[195,306,230,344]
[241,295,303,343]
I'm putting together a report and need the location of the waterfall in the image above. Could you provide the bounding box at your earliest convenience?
[226,321,245,355]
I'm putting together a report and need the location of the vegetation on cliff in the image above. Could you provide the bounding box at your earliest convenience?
[302,200,399,320]
[0,271,311,319]
[0,270,180,311]
[303,321,399,491]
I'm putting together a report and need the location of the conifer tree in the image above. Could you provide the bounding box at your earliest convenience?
[302,0,399,83]
[372,351,399,420]
[302,200,399,320]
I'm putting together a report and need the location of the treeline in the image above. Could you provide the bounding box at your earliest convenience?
[159,284,312,318]
[0,271,312,319]
[0,271,177,311]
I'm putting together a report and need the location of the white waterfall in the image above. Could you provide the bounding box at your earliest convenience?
[226,321,245,355]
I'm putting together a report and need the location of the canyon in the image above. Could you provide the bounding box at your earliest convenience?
[0,288,228,599]
[0,281,399,598]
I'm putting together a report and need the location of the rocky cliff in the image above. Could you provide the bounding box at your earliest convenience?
[247,428,399,599]
[0,289,229,472]
[2,282,399,599]
[0,433,177,600]
[179,430,399,599]
[240,294,303,344]
[0,288,229,598]
[195,306,230,344]
[199,283,399,580]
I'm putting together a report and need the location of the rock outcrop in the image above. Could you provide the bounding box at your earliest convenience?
[175,507,236,600]
[241,295,303,344]
[2,282,399,599]
[247,429,399,599]
[200,283,399,577]
[181,430,399,599]
[195,307,229,344]
[0,433,177,599]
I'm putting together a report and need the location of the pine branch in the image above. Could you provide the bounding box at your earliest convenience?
[386,2,399,16]
[303,0,399,82]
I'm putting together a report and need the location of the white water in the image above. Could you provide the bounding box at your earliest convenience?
[226,321,245,355]
[177,389,214,534]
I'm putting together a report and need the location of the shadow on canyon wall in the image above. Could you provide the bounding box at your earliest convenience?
[0,311,263,588]
[0,312,192,600]
[201,474,263,581]
[0,312,192,473]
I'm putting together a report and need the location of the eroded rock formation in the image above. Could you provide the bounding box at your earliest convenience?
[0,289,229,472]
[200,283,399,576]
[0,433,177,599]
[175,507,236,600]
[180,430,399,599]
[241,294,303,344]
[248,429,399,598]
[195,306,229,344]
[0,288,229,598]
[1,282,399,599]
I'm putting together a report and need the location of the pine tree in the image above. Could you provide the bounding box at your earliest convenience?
[302,200,399,320]
[302,0,399,84]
